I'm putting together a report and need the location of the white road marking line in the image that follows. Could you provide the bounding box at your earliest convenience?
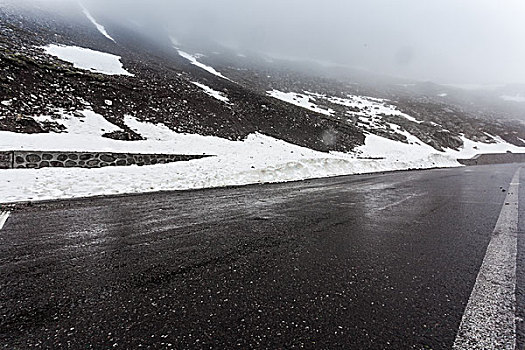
[0,211,10,230]
[453,168,520,350]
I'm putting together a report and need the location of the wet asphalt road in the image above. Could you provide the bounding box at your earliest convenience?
[1,164,524,349]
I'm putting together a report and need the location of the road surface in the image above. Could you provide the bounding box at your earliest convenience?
[1,163,524,349]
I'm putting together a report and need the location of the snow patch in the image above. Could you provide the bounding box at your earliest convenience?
[267,90,334,116]
[267,89,423,125]
[176,49,231,81]
[324,93,423,123]
[0,211,9,230]
[0,109,123,152]
[191,82,230,103]
[80,4,116,42]
[43,45,133,76]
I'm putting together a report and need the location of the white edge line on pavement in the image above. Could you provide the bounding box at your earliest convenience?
[0,211,10,230]
[453,167,520,350]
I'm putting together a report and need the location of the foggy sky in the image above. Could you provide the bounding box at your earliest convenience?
[28,0,525,85]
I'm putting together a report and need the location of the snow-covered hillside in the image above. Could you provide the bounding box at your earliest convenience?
[0,107,522,203]
[2,2,525,204]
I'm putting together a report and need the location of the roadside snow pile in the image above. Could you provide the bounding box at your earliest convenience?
[267,90,334,116]
[80,4,116,42]
[192,82,230,103]
[0,110,524,203]
[43,45,133,76]
[176,49,232,81]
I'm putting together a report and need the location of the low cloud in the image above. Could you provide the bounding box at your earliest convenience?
[14,0,525,85]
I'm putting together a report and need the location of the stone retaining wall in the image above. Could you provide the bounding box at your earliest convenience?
[0,151,13,169]
[458,153,525,166]
[0,151,211,169]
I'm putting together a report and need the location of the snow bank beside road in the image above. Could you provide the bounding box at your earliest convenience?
[43,45,133,76]
[0,110,523,204]
[0,154,458,204]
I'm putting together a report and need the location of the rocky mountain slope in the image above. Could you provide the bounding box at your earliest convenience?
[1,1,525,157]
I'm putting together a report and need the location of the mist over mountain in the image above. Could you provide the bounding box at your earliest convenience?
[30,0,524,85]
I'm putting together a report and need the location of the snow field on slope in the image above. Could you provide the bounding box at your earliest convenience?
[0,110,523,203]
[267,90,335,116]
[43,45,133,76]
[191,82,230,103]
[80,4,116,42]
[324,93,423,123]
[176,49,232,81]
[267,89,422,123]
